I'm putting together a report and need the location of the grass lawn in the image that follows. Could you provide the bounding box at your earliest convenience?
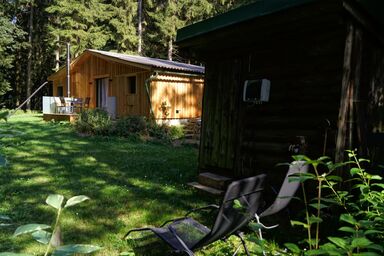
[0,113,225,255]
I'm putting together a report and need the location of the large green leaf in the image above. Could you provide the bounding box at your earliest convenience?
[0,215,11,221]
[340,214,357,225]
[284,243,301,254]
[328,237,348,249]
[32,230,51,244]
[46,194,64,209]
[13,224,51,237]
[351,237,372,248]
[64,195,90,208]
[52,244,102,256]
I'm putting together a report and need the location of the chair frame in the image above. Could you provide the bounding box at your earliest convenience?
[124,174,267,256]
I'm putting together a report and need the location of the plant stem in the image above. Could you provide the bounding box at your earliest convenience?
[301,182,312,250]
[316,179,322,249]
[44,208,62,256]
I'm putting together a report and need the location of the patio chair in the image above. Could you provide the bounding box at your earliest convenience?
[84,97,90,109]
[55,97,71,113]
[124,174,267,256]
[255,161,308,240]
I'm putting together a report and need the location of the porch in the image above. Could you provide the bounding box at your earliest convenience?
[42,96,86,122]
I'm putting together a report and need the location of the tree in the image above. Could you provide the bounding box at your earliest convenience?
[0,3,26,98]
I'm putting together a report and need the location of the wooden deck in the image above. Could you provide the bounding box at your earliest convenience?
[43,113,78,122]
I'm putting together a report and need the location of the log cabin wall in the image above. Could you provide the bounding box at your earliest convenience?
[198,12,347,178]
[365,33,384,165]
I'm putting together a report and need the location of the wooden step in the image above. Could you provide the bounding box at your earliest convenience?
[188,182,224,196]
[198,172,232,190]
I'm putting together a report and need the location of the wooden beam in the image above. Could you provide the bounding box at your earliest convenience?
[335,23,354,163]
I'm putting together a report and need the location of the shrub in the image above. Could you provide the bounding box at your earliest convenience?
[113,116,148,137]
[168,125,184,140]
[74,109,112,135]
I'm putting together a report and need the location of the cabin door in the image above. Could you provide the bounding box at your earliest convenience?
[95,78,116,118]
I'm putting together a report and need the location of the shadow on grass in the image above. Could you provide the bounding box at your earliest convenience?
[0,116,212,254]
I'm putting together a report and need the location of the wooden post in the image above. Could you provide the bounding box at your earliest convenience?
[335,23,354,164]
[335,22,364,164]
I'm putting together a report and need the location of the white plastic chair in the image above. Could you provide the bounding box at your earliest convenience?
[255,161,308,240]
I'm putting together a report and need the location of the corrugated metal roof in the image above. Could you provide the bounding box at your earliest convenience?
[87,49,204,74]
[176,0,384,43]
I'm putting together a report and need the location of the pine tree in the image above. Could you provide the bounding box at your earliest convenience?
[0,2,26,99]
[106,0,138,53]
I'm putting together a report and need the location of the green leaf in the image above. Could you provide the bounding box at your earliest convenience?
[326,175,343,182]
[339,226,356,233]
[352,252,381,256]
[52,244,102,256]
[370,175,382,180]
[46,194,64,209]
[367,244,384,252]
[32,230,51,244]
[351,237,372,248]
[64,195,90,208]
[284,243,301,253]
[13,224,51,237]
[308,215,323,224]
[290,220,309,228]
[309,203,328,210]
[364,230,383,236]
[340,214,357,225]
[328,237,348,249]
[350,167,360,176]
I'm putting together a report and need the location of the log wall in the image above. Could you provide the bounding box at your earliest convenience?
[199,21,346,178]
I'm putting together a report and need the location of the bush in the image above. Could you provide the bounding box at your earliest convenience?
[113,116,148,137]
[74,109,112,135]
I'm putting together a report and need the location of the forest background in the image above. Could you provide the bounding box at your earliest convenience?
[0,0,255,110]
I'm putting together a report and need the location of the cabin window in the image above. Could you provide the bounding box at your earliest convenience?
[57,86,64,97]
[128,76,136,94]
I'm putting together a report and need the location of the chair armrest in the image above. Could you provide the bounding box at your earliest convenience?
[185,204,220,217]
[123,227,152,239]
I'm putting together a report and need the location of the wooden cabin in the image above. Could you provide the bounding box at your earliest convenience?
[176,0,384,188]
[47,49,204,122]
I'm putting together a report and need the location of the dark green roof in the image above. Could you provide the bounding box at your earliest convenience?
[176,0,384,43]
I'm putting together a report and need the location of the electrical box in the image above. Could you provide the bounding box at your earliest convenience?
[243,79,271,103]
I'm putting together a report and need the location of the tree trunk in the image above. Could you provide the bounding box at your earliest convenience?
[138,0,142,54]
[168,38,173,61]
[26,1,34,110]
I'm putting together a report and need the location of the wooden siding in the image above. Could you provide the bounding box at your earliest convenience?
[198,17,346,178]
[150,74,204,119]
[49,53,204,119]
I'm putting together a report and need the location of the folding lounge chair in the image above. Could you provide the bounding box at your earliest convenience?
[124,174,267,256]
[255,161,308,239]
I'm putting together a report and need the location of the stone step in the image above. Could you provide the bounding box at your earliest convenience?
[188,182,224,196]
[198,172,232,190]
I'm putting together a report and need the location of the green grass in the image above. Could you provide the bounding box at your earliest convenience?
[0,113,215,255]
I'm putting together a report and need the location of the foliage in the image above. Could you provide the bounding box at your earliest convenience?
[0,8,26,96]
[280,151,384,255]
[113,116,147,137]
[1,194,101,256]
[74,109,112,135]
